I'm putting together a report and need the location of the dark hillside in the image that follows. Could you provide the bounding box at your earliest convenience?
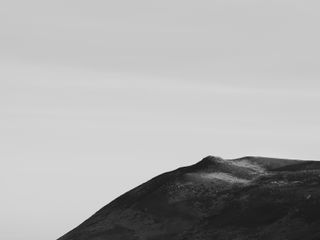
[58,156,320,240]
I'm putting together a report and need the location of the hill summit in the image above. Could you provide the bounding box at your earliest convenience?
[58,156,320,240]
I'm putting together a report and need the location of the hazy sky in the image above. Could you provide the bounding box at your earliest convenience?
[1,1,320,239]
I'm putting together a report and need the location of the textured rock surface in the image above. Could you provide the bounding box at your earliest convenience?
[58,156,320,240]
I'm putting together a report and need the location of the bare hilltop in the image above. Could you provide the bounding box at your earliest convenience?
[58,156,320,240]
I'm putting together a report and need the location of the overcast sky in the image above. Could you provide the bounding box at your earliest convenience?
[1,1,320,239]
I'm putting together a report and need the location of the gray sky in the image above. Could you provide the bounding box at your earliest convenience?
[1,1,320,239]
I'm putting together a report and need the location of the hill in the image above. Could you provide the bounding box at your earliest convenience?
[58,156,320,240]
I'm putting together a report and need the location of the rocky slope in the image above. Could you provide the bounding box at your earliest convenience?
[58,156,320,240]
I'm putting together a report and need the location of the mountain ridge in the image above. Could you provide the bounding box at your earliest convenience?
[58,156,320,240]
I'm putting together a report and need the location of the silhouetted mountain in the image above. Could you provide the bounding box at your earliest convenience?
[58,156,320,240]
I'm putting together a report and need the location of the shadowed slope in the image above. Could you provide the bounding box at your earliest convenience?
[58,156,320,240]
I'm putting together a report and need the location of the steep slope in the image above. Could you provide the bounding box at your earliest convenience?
[58,156,320,240]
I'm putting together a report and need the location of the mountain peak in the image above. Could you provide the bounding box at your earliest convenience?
[58,156,320,240]
[195,155,224,166]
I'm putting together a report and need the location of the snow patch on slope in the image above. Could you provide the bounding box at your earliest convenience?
[230,160,265,173]
[196,172,250,184]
